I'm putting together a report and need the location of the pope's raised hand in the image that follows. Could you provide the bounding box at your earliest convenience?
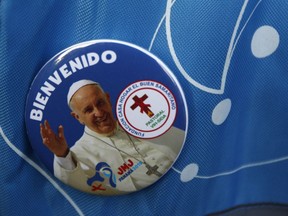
[40,120,69,157]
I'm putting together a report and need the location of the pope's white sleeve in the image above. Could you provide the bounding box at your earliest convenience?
[54,151,76,170]
[53,151,93,193]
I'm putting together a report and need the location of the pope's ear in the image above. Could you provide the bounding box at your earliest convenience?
[106,93,113,107]
[105,93,111,102]
[71,112,84,125]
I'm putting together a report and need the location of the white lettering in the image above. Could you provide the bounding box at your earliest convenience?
[48,71,62,85]
[33,102,45,110]
[81,55,89,67]
[30,109,43,121]
[29,49,118,121]
[35,92,48,105]
[59,64,72,78]
[69,57,83,72]
[87,52,100,66]
[101,50,117,64]
[40,81,55,97]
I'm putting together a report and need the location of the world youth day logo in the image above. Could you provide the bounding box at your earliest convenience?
[116,80,177,139]
[87,162,117,192]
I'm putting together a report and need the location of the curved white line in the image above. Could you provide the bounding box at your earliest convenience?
[0,127,84,216]
[165,0,250,94]
[220,0,250,92]
[196,155,288,179]
[231,0,263,56]
[148,0,176,51]
[165,0,223,94]
[172,166,181,174]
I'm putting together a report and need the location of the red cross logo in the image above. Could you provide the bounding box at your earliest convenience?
[130,94,154,117]
[91,184,106,191]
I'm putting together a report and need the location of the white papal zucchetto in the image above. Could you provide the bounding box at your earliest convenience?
[67,80,99,105]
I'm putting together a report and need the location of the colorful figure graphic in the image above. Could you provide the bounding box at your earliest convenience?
[87,162,117,191]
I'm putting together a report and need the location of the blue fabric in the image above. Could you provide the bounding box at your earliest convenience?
[1,0,288,215]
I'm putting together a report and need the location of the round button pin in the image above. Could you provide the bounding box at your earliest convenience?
[25,40,188,195]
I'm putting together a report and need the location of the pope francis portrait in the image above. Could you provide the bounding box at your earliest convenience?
[40,80,185,195]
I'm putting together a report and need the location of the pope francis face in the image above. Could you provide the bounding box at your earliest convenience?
[70,84,116,135]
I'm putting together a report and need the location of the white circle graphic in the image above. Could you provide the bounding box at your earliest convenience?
[124,88,170,132]
[212,98,232,125]
[251,25,280,58]
[116,80,177,139]
[180,163,199,182]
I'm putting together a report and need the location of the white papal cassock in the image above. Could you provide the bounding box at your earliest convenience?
[53,123,185,195]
